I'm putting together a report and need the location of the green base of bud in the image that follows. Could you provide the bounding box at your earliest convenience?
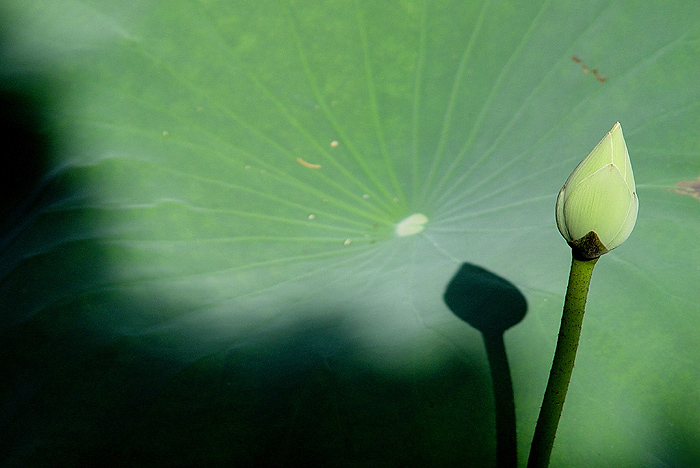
[568,231,609,260]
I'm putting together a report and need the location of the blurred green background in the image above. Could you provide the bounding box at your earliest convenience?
[1,1,699,466]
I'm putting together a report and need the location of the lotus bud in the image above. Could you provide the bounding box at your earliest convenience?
[555,122,638,260]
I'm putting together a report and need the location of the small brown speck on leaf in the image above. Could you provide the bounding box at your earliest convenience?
[296,157,321,169]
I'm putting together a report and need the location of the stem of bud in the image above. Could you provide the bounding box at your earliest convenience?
[527,255,598,468]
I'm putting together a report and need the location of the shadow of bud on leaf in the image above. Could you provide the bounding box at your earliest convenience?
[443,263,528,468]
[443,263,527,335]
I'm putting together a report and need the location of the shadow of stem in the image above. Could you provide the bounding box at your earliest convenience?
[484,331,517,468]
[444,263,527,468]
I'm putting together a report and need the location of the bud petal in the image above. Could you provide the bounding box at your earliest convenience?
[555,122,638,259]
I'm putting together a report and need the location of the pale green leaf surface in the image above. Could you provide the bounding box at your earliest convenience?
[1,1,700,466]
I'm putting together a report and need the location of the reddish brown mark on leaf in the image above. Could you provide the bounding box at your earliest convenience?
[671,177,700,200]
[572,55,607,83]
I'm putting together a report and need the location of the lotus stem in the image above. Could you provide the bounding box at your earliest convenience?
[527,255,598,468]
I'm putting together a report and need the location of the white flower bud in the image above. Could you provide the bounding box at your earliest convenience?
[555,122,638,259]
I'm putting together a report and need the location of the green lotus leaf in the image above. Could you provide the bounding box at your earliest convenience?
[1,1,699,466]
